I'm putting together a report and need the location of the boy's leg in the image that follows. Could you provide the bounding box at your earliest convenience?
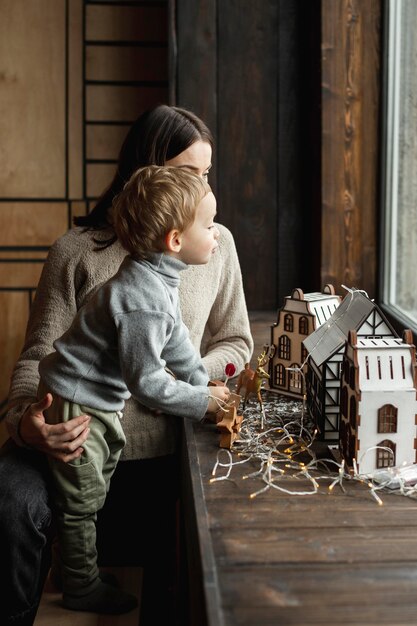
[46,398,137,614]
[0,439,53,625]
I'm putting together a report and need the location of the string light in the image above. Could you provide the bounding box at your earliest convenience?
[209,390,417,505]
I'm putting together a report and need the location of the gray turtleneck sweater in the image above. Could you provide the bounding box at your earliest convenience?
[39,253,210,420]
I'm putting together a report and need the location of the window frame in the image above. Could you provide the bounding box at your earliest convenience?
[380,0,417,339]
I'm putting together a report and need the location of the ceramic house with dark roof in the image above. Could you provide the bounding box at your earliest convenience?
[303,290,398,441]
[268,285,341,399]
[339,329,417,475]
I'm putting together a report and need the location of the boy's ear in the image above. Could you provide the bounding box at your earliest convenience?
[165,229,182,253]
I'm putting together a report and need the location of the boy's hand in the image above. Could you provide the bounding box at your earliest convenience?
[207,384,230,414]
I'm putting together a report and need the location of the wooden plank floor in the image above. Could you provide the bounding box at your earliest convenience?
[34,567,142,626]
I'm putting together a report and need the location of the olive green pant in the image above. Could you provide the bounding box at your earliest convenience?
[39,383,126,594]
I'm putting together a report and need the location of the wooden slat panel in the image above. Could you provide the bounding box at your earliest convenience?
[86,45,168,82]
[217,2,279,309]
[0,291,30,405]
[0,251,46,260]
[0,0,66,198]
[176,0,217,184]
[86,85,168,122]
[68,0,84,199]
[0,203,68,246]
[70,201,88,220]
[86,163,117,199]
[0,264,44,288]
[321,0,381,298]
[86,4,167,42]
[86,124,130,160]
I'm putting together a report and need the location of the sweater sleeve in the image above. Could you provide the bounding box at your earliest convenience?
[161,305,209,387]
[5,237,82,445]
[201,226,254,379]
[116,310,209,420]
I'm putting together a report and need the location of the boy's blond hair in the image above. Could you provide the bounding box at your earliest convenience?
[112,165,211,260]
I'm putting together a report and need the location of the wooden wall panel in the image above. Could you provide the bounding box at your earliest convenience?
[321,0,381,298]
[68,0,84,199]
[0,0,66,198]
[175,0,317,309]
[86,163,116,198]
[86,4,167,41]
[0,203,68,246]
[0,291,31,442]
[86,85,167,122]
[175,0,218,189]
[86,125,129,160]
[0,264,44,289]
[86,46,168,82]
[217,1,279,309]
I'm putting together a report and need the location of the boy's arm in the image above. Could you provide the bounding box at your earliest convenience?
[161,304,209,386]
[117,310,210,420]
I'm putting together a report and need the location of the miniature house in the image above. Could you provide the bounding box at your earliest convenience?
[268,285,341,399]
[339,329,417,475]
[303,290,398,442]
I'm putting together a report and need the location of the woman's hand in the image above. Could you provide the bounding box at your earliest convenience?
[19,394,91,462]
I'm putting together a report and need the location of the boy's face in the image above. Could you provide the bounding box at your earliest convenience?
[178,192,219,265]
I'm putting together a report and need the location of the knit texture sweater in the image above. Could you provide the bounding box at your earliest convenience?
[39,253,210,419]
[6,224,253,459]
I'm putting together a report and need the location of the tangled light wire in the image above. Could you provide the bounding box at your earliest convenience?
[210,395,417,505]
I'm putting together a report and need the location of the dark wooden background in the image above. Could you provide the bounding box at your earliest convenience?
[174,0,382,309]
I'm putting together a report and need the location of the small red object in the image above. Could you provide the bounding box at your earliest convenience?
[225,363,236,377]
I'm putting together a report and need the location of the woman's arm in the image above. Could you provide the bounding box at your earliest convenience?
[201,225,254,380]
[6,235,91,459]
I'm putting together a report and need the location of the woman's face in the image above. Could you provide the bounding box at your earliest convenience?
[165,140,212,181]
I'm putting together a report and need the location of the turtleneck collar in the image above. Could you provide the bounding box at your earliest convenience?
[132,252,188,286]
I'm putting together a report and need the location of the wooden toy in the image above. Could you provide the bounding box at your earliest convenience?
[236,348,272,410]
[303,290,398,442]
[339,329,417,475]
[216,393,243,449]
[268,285,341,399]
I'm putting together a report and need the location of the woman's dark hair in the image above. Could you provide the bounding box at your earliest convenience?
[74,105,213,236]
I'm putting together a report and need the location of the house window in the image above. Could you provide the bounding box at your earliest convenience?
[381,0,417,333]
[301,345,308,364]
[278,335,290,360]
[299,316,309,335]
[289,364,302,392]
[275,364,286,387]
[376,440,396,468]
[377,356,382,379]
[349,395,356,428]
[378,404,398,433]
[284,314,293,332]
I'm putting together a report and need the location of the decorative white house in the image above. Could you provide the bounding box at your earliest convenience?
[268,285,341,399]
[303,290,398,441]
[339,329,417,475]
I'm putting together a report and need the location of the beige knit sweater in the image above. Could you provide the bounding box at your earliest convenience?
[6,225,253,460]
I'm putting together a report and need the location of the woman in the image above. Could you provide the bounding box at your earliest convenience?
[0,104,253,625]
